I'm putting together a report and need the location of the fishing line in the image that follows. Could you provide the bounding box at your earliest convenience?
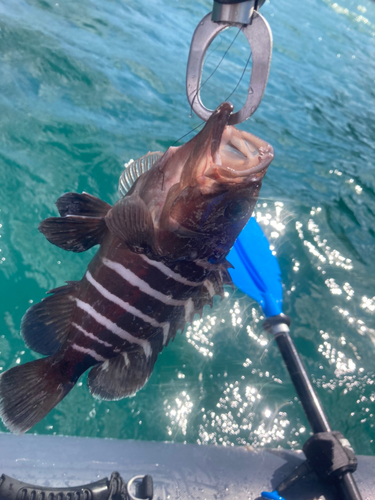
[188,26,243,113]
[223,49,252,103]
[172,27,252,148]
[206,36,226,66]
[171,120,205,147]
[258,335,277,365]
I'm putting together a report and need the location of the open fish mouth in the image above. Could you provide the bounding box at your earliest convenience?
[203,102,274,183]
[210,126,273,177]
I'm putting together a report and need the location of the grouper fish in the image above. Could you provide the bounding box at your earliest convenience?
[0,102,274,434]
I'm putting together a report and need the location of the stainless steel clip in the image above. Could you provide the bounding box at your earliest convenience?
[186,1,272,125]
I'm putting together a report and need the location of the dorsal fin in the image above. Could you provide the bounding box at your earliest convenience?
[119,152,163,196]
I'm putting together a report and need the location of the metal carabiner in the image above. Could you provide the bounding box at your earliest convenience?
[127,475,153,500]
[186,2,272,125]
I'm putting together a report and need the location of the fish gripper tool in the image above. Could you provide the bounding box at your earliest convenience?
[186,0,272,125]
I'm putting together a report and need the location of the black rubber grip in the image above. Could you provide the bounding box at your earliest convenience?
[136,476,153,500]
[0,473,113,500]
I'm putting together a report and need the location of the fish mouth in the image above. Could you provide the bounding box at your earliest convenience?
[202,102,274,185]
[209,102,235,159]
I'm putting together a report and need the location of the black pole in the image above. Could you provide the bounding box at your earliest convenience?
[263,317,363,500]
[337,470,363,500]
[273,324,330,434]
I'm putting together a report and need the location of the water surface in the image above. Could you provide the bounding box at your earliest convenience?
[0,0,374,455]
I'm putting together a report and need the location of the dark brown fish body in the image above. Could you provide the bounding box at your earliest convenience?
[0,103,274,433]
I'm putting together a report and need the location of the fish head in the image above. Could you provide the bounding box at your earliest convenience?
[137,102,274,263]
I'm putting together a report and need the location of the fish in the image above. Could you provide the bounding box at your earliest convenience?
[0,102,274,434]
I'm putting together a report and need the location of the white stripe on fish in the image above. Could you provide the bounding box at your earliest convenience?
[71,343,106,362]
[140,254,215,298]
[100,352,130,373]
[85,270,170,344]
[122,352,130,366]
[75,298,152,357]
[72,322,113,348]
[203,280,215,298]
[140,254,204,287]
[102,258,186,307]
[102,258,196,327]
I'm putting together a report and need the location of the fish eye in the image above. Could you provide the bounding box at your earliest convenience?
[224,200,249,219]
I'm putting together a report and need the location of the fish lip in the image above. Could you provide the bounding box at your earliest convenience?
[210,102,234,158]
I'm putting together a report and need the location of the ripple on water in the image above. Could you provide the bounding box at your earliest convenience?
[0,0,374,455]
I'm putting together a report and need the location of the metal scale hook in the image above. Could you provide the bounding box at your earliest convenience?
[186,0,273,125]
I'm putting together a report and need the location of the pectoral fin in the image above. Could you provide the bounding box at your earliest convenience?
[105,195,155,251]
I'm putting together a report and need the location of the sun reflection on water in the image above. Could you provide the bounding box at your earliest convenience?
[318,329,356,377]
[185,315,216,358]
[164,391,194,437]
[361,296,375,313]
[172,196,375,452]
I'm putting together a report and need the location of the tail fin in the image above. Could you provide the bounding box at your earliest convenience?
[0,356,75,434]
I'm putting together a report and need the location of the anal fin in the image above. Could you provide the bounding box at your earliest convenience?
[21,282,78,355]
[87,336,163,401]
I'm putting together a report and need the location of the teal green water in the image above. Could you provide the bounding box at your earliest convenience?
[0,0,375,455]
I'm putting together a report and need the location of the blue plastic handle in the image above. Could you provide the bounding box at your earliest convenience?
[261,491,286,500]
